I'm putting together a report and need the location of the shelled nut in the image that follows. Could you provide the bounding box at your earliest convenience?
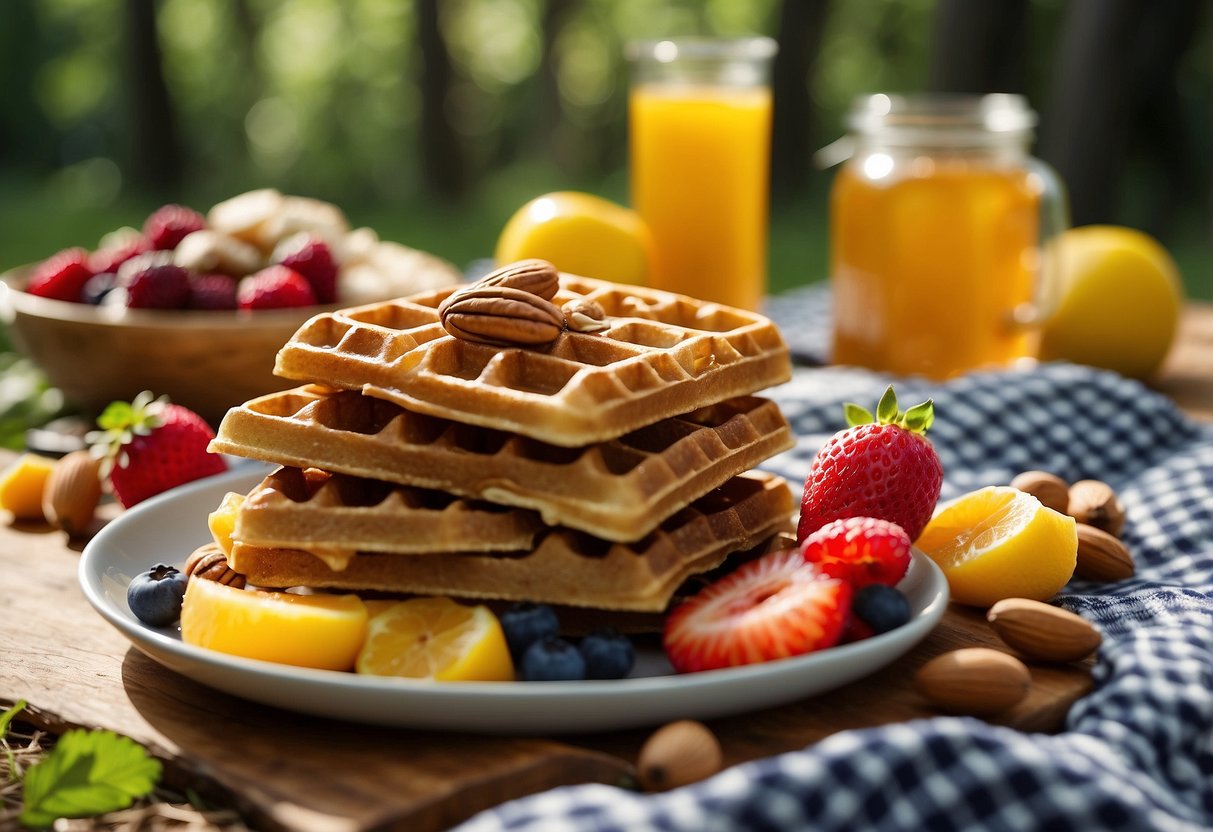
[637,720,723,791]
[1009,471,1070,514]
[1068,479,1126,537]
[986,598,1102,662]
[914,648,1031,717]
[1074,524,1134,582]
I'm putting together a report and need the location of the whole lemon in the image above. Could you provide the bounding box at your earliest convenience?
[1039,225,1183,379]
[495,191,654,285]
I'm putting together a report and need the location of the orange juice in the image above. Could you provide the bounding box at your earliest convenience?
[830,160,1041,379]
[629,85,772,311]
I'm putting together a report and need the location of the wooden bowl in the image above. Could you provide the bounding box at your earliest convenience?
[0,267,336,426]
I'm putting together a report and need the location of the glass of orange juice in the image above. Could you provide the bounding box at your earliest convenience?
[830,94,1067,379]
[627,38,777,311]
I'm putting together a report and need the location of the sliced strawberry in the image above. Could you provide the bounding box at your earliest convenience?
[89,392,227,508]
[663,548,852,674]
[800,516,911,590]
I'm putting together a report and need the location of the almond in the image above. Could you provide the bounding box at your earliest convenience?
[438,285,565,347]
[1009,470,1070,514]
[1068,479,1125,537]
[476,259,560,300]
[1074,523,1134,581]
[42,450,102,538]
[986,598,1101,662]
[637,720,723,791]
[914,648,1030,717]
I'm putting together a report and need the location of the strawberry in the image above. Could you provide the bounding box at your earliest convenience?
[797,386,943,544]
[275,234,338,303]
[26,248,94,302]
[187,273,238,310]
[144,204,207,251]
[800,516,912,589]
[88,392,227,508]
[237,265,316,310]
[662,548,852,673]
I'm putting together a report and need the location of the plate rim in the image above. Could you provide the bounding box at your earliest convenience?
[79,466,949,729]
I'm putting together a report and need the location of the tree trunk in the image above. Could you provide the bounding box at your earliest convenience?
[770,0,830,201]
[928,0,1029,95]
[124,0,183,194]
[416,0,466,200]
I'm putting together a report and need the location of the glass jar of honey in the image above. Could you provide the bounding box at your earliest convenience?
[829,94,1067,379]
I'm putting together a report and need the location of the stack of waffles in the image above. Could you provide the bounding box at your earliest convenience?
[208,272,798,623]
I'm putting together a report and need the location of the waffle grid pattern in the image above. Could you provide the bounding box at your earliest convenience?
[274,275,792,446]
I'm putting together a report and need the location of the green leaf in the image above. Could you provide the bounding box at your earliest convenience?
[843,403,874,427]
[904,400,935,433]
[876,386,899,424]
[0,700,26,739]
[20,730,161,828]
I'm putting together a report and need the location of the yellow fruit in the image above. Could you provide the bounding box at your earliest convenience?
[495,191,654,285]
[207,491,245,555]
[356,597,514,682]
[917,486,1077,608]
[1040,225,1183,379]
[0,453,58,521]
[181,578,367,671]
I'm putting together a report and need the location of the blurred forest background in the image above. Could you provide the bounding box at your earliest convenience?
[0,0,1210,292]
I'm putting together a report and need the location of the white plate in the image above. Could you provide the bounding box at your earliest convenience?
[79,466,949,734]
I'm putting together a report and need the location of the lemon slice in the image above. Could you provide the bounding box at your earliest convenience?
[495,191,653,285]
[180,578,368,671]
[917,486,1077,607]
[356,597,514,682]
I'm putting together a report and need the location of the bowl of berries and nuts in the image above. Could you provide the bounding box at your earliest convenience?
[0,188,461,425]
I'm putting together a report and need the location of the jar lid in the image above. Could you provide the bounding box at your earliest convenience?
[847,93,1037,144]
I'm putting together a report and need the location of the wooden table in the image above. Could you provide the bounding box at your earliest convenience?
[2,305,1210,831]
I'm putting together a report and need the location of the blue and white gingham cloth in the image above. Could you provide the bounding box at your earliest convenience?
[457,286,1213,831]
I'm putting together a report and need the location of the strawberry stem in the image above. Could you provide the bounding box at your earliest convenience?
[843,385,935,435]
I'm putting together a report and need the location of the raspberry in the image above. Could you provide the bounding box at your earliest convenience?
[89,234,150,274]
[187,273,238,310]
[123,262,192,309]
[144,204,207,251]
[276,235,338,303]
[26,248,94,302]
[799,516,912,590]
[237,265,316,310]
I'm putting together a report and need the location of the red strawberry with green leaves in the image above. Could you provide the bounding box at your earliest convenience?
[797,386,943,544]
[800,516,912,589]
[88,392,227,508]
[662,548,852,673]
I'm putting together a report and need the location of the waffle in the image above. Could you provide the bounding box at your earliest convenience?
[228,470,794,612]
[234,467,542,555]
[210,385,794,542]
[273,275,792,447]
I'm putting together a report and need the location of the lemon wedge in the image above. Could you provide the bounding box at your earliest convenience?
[495,191,653,285]
[356,597,514,682]
[916,486,1077,607]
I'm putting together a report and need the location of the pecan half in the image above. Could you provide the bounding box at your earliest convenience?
[439,286,565,347]
[475,259,559,300]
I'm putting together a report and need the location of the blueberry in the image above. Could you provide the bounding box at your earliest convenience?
[851,584,911,634]
[578,628,635,679]
[520,636,587,681]
[500,603,560,659]
[127,563,188,627]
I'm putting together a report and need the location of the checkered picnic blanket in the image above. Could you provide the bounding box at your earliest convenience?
[456,285,1213,832]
